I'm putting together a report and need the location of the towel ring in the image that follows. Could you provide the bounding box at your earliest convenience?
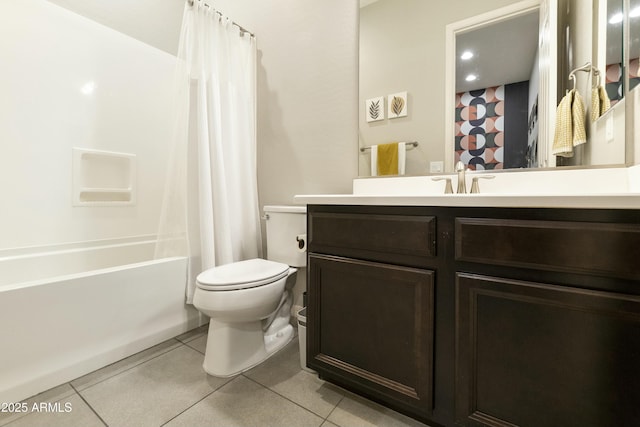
[592,68,601,88]
[568,62,600,91]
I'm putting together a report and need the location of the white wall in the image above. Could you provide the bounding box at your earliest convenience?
[0,0,176,250]
[46,0,184,56]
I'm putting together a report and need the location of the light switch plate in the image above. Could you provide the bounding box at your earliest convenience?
[606,114,614,143]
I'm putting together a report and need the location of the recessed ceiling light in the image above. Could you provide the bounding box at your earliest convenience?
[631,6,640,18]
[460,50,474,60]
[465,74,478,82]
[609,12,623,24]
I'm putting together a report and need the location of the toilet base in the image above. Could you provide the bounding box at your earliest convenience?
[202,319,294,377]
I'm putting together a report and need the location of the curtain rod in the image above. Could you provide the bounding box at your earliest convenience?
[186,0,254,38]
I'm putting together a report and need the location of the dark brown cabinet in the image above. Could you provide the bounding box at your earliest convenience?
[454,214,640,427]
[308,255,434,418]
[455,273,640,427]
[306,207,439,421]
[306,205,640,427]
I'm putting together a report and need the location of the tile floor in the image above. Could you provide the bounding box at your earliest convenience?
[1,326,430,427]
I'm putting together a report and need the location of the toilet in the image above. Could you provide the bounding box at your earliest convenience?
[193,205,306,377]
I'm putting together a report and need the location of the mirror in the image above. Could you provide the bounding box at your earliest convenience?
[448,6,541,171]
[358,0,632,177]
[630,0,640,92]
[598,0,625,105]
[582,0,627,167]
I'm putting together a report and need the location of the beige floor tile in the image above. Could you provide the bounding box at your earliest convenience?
[244,338,344,418]
[184,334,207,354]
[174,324,209,344]
[79,346,230,427]
[327,392,429,427]
[321,421,340,427]
[71,339,182,391]
[1,394,104,427]
[164,375,323,427]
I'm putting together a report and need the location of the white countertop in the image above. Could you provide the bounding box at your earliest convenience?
[293,193,640,209]
[294,165,640,209]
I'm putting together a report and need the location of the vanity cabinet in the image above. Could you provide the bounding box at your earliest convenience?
[454,213,640,427]
[306,204,640,427]
[306,206,441,421]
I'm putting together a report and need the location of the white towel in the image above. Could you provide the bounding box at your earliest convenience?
[370,142,406,176]
[371,145,378,176]
[398,142,406,175]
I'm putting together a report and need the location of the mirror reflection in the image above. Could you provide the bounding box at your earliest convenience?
[358,0,631,177]
[454,9,540,170]
[603,0,625,104]
[630,0,640,92]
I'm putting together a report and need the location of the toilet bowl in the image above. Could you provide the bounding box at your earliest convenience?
[194,258,296,376]
[193,205,306,377]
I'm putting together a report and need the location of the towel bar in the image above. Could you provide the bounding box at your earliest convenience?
[360,141,418,153]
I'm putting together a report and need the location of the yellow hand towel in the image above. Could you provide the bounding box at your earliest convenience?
[376,142,399,175]
[591,85,611,122]
[553,89,586,157]
[553,90,574,157]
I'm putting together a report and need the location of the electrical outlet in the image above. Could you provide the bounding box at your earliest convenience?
[430,161,444,173]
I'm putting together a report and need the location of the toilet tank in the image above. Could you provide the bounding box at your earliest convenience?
[264,205,307,267]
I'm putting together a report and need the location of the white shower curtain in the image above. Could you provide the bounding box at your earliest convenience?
[155,1,262,303]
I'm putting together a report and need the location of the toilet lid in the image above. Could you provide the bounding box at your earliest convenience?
[196,258,290,291]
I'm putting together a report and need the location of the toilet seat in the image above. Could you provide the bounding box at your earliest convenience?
[196,258,290,291]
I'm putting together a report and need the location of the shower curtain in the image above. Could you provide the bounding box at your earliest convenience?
[155,1,262,303]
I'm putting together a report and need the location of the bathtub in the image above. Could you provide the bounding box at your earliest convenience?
[0,236,202,403]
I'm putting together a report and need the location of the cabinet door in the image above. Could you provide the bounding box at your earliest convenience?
[308,254,434,419]
[456,273,640,427]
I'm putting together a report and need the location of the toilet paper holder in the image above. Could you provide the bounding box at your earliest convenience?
[296,234,307,251]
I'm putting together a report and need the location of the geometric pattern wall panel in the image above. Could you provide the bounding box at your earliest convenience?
[630,58,640,92]
[455,86,505,170]
[455,81,530,171]
[606,63,623,106]
[607,59,640,100]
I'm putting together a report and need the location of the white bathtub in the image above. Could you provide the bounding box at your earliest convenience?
[0,236,202,403]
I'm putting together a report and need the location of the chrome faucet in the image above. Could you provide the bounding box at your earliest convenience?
[470,175,495,193]
[455,161,466,194]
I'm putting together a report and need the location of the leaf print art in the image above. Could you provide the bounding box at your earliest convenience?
[366,97,384,122]
[369,100,380,119]
[391,96,404,115]
[387,92,407,118]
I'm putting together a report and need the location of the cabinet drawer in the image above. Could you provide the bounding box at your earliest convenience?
[309,211,436,267]
[455,217,640,279]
